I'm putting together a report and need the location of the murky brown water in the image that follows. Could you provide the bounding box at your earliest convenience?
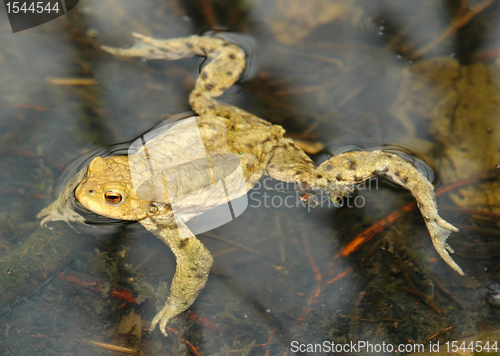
[1,0,500,355]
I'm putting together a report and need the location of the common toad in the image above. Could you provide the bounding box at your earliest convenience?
[38,33,461,337]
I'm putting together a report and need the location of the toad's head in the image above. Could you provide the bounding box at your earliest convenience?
[75,156,150,221]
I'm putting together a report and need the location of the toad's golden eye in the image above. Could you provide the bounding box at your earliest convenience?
[104,191,122,205]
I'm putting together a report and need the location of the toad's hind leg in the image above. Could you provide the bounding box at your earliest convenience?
[101,33,247,118]
[267,146,463,275]
[319,150,462,275]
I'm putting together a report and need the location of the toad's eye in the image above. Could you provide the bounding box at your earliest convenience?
[104,191,122,205]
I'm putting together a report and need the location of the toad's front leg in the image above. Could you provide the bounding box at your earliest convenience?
[140,218,213,336]
[267,142,462,275]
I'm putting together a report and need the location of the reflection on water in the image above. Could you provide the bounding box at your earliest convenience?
[1,0,500,354]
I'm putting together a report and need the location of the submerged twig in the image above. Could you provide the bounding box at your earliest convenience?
[411,0,495,59]
[201,232,264,256]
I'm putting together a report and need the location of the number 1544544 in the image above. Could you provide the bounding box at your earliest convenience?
[5,1,59,13]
